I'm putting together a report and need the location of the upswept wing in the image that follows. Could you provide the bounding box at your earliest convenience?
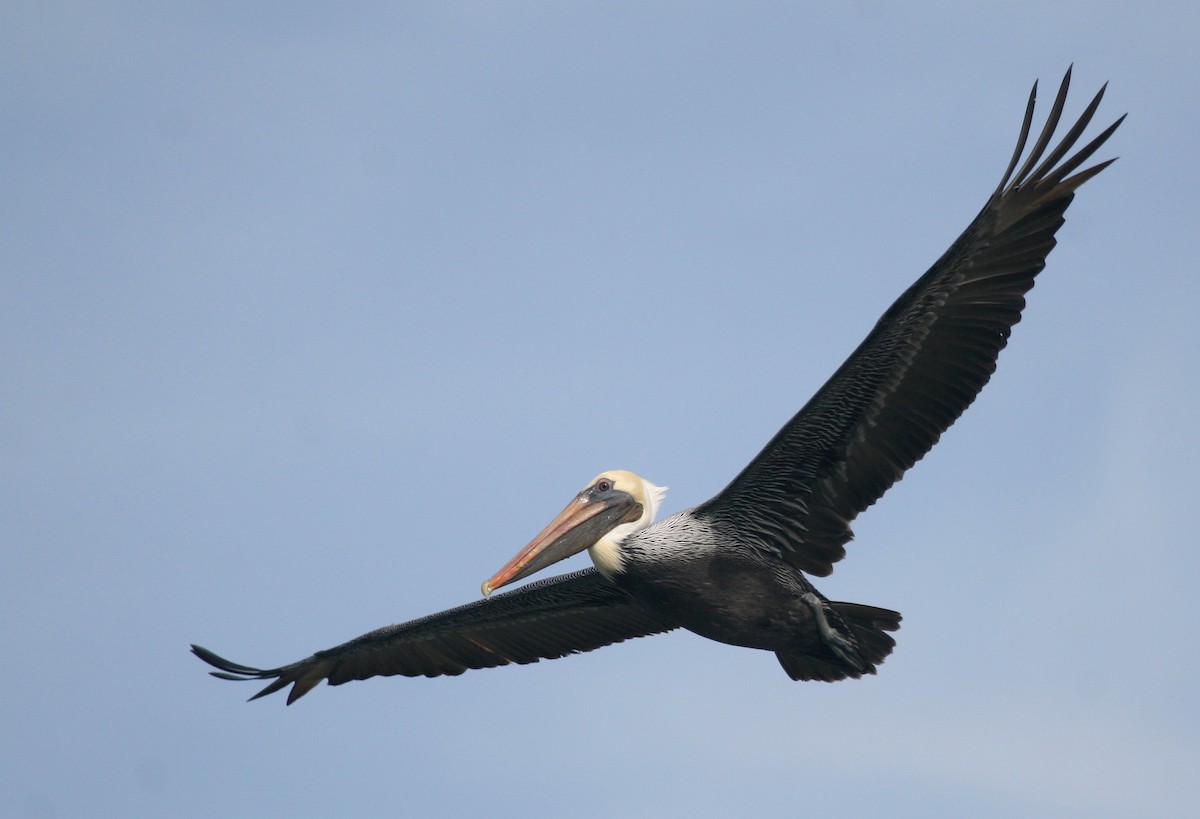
[193,568,678,704]
[696,68,1123,577]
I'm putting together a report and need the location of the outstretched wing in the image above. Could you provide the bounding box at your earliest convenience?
[696,68,1123,577]
[193,568,678,704]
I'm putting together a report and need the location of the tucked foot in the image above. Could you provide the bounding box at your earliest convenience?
[801,592,868,673]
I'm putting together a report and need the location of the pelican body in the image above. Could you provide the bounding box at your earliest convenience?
[193,70,1122,703]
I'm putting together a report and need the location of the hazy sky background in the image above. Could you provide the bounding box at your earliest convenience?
[4,3,1198,817]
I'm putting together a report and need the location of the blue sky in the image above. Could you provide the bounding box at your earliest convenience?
[4,3,1198,817]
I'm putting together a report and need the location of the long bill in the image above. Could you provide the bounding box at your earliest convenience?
[482,490,641,596]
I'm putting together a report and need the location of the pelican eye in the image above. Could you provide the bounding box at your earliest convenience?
[595,479,613,493]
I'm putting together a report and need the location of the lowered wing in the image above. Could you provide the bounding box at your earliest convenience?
[193,568,678,704]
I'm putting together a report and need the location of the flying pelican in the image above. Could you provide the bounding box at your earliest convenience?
[193,69,1122,704]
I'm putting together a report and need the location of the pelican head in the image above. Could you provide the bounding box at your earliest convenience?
[481,470,666,596]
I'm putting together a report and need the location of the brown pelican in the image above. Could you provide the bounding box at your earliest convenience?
[193,69,1122,704]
